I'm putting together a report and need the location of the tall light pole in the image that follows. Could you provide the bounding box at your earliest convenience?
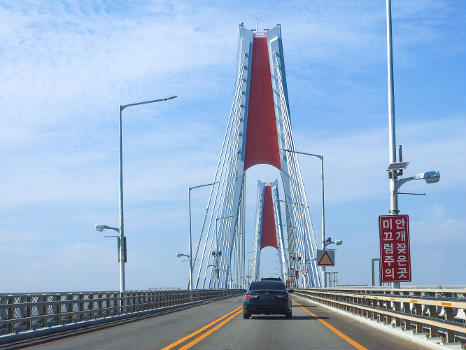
[283,149,326,287]
[386,0,398,217]
[188,181,218,290]
[384,1,440,289]
[118,95,177,293]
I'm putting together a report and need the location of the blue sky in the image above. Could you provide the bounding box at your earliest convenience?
[0,0,464,292]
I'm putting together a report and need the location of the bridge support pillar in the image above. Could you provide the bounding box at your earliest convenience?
[56,295,62,325]
[429,324,438,338]
[393,302,401,327]
[444,307,455,343]
[7,296,14,333]
[403,319,411,331]
[41,296,48,327]
[26,296,33,331]
[385,315,392,325]
[97,294,103,319]
[402,301,411,330]
[428,305,438,337]
[79,294,84,320]
[414,304,423,333]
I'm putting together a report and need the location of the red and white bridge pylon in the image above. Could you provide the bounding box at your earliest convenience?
[250,181,289,283]
[191,24,322,289]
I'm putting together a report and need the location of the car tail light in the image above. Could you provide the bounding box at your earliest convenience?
[278,293,289,300]
[245,294,259,300]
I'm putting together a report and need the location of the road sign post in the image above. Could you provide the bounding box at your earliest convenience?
[317,249,335,266]
[379,215,411,283]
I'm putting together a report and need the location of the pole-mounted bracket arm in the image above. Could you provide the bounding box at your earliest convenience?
[394,171,440,192]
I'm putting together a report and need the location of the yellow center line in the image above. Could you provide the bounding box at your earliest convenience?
[177,308,243,350]
[293,299,368,350]
[161,305,242,350]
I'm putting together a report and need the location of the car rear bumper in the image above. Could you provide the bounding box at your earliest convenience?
[243,302,291,315]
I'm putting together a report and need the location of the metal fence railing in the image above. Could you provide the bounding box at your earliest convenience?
[295,287,466,348]
[0,289,243,336]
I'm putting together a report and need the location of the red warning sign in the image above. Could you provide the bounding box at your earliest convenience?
[317,250,335,266]
[379,215,411,282]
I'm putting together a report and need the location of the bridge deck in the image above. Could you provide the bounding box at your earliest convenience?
[29,296,422,350]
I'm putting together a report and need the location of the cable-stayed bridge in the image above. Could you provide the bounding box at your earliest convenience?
[0,23,463,350]
[191,25,321,291]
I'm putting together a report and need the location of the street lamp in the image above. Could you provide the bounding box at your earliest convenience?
[188,181,219,290]
[211,251,222,285]
[394,171,440,192]
[176,253,191,287]
[389,169,440,287]
[385,1,440,289]
[283,149,327,287]
[324,237,342,248]
[115,95,176,294]
[95,224,121,262]
[288,255,301,287]
[213,215,236,288]
[95,225,119,233]
[280,221,298,286]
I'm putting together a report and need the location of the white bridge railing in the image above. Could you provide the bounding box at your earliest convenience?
[295,287,466,348]
[0,289,243,337]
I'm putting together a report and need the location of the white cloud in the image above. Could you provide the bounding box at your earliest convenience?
[295,117,465,206]
[412,204,466,244]
[0,0,463,290]
[0,242,116,292]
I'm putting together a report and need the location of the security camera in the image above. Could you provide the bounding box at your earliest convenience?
[335,240,343,245]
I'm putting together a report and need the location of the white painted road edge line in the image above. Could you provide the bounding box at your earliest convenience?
[293,294,462,350]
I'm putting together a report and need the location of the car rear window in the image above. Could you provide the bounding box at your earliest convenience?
[249,281,286,291]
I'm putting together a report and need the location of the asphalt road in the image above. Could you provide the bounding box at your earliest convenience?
[28,295,422,350]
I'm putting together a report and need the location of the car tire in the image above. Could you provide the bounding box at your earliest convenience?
[243,312,251,319]
[285,312,292,319]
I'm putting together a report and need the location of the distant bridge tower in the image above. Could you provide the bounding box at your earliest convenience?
[192,24,322,289]
[251,181,289,282]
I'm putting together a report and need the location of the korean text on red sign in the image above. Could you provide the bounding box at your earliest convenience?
[378,215,411,282]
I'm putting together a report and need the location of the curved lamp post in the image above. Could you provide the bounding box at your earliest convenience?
[188,181,219,290]
[283,149,327,288]
[95,95,177,294]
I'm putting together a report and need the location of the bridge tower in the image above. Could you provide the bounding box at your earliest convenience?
[192,24,322,289]
[250,180,289,282]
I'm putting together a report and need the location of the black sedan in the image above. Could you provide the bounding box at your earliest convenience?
[243,280,292,319]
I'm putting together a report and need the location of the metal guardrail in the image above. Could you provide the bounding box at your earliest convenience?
[295,287,466,348]
[0,289,243,336]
